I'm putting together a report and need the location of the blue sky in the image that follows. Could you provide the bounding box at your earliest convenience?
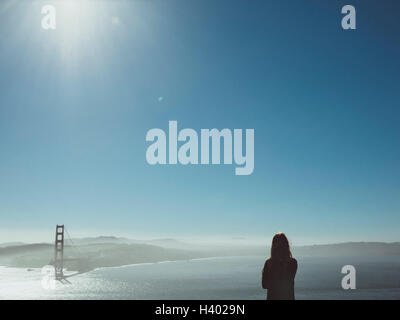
[0,0,399,244]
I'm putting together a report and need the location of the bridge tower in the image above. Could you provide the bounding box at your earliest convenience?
[54,225,64,280]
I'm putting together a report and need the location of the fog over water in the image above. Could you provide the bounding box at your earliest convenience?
[0,238,399,300]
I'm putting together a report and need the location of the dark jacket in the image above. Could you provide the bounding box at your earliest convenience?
[262,257,297,300]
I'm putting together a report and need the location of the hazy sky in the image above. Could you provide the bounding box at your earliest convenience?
[0,0,399,244]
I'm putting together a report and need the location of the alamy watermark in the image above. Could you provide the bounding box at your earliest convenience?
[341,5,356,30]
[145,121,254,175]
[40,4,357,31]
[341,265,356,290]
[41,265,57,290]
[41,5,56,30]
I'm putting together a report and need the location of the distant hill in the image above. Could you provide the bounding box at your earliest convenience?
[70,236,134,245]
[146,238,194,250]
[144,240,400,257]
[293,242,400,257]
[0,243,52,255]
[0,242,25,248]
[1,239,399,272]
[0,241,204,272]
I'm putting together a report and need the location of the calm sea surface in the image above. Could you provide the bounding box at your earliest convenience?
[1,256,400,299]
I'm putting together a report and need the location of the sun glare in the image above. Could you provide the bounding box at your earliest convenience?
[50,0,119,73]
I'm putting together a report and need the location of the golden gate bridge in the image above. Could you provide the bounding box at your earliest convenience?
[53,224,86,280]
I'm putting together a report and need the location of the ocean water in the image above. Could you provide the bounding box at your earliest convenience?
[1,256,400,300]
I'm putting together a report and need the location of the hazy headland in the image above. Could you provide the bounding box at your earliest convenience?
[0,237,399,274]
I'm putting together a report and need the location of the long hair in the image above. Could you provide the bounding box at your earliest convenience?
[270,232,292,260]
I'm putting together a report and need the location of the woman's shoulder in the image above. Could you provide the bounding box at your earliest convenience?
[264,258,274,268]
[289,257,298,266]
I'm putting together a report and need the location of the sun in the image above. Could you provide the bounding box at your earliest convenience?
[0,0,139,76]
[45,0,120,72]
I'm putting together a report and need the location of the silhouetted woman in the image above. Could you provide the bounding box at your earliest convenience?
[262,233,297,300]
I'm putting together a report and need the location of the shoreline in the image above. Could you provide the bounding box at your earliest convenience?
[0,255,266,274]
